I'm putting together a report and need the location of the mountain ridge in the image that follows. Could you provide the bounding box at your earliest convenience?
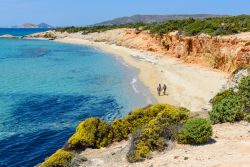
[94,14,230,25]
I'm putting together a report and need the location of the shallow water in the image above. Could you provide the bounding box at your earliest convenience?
[0,38,155,167]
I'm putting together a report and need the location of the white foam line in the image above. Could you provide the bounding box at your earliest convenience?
[130,77,140,94]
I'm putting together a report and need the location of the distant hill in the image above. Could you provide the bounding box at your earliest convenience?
[12,23,54,28]
[95,14,229,25]
[37,23,54,28]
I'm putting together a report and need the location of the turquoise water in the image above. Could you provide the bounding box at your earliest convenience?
[0,28,52,36]
[0,37,155,166]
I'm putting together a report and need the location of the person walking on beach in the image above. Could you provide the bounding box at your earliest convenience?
[163,84,167,95]
[157,84,162,96]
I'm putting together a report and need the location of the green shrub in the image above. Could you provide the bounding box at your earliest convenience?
[125,104,167,130]
[210,89,235,105]
[96,120,113,148]
[111,104,175,142]
[40,104,196,165]
[65,118,112,150]
[127,118,168,163]
[238,76,250,96]
[40,149,74,167]
[177,118,212,145]
[244,114,250,123]
[111,119,132,142]
[209,95,244,124]
[127,107,191,162]
[238,76,250,113]
[209,75,250,124]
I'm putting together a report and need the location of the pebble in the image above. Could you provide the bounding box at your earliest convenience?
[174,156,179,159]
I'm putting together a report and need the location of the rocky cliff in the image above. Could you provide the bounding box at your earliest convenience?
[161,33,250,72]
[28,29,250,73]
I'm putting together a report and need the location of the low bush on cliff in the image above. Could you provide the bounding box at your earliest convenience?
[245,114,250,123]
[111,119,131,142]
[62,104,194,163]
[238,76,250,112]
[111,104,174,142]
[210,89,235,106]
[209,76,250,124]
[65,118,113,150]
[40,149,74,167]
[177,118,212,145]
[209,95,244,124]
[127,107,191,162]
[42,104,217,165]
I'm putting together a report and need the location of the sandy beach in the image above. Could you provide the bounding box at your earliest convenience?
[54,37,228,112]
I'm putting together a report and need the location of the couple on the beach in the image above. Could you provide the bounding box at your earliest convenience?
[157,84,167,96]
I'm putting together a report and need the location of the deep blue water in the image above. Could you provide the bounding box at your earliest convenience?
[0,28,52,36]
[0,30,154,167]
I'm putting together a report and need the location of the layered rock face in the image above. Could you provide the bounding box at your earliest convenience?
[161,33,250,72]
[78,29,250,72]
[28,29,250,72]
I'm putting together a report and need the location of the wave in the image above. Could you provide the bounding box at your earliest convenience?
[130,77,140,94]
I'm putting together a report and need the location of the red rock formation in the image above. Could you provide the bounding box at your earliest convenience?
[161,34,250,72]
[28,29,250,73]
[104,29,250,72]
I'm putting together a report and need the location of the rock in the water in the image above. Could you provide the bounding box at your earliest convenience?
[0,34,20,38]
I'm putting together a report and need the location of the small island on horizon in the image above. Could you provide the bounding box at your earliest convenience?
[2,22,54,28]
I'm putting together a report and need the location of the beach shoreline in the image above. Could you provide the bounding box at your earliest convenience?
[54,38,178,105]
[51,37,228,112]
[26,30,229,112]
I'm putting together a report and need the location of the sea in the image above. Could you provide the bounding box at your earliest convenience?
[0,28,155,167]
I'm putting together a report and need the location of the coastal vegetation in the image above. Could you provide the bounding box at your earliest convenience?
[56,15,250,36]
[39,69,249,166]
[65,118,113,150]
[40,149,74,167]
[177,118,212,144]
[40,104,213,166]
[56,23,146,34]
[209,75,250,124]
[127,105,192,162]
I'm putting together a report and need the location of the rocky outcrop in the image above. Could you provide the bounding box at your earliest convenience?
[161,33,250,72]
[27,29,250,73]
[26,30,58,40]
[0,34,20,38]
[77,29,250,72]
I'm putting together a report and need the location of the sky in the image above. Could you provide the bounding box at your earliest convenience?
[0,0,249,27]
